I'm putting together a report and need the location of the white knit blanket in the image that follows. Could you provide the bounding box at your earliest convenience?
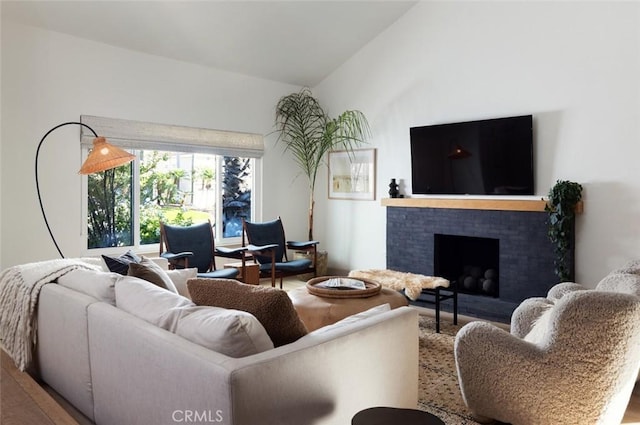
[0,259,99,371]
[348,269,450,301]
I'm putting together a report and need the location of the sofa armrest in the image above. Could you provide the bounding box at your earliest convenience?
[455,322,549,423]
[37,284,99,421]
[226,306,418,425]
[88,303,236,425]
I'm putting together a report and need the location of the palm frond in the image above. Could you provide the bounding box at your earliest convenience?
[273,88,371,239]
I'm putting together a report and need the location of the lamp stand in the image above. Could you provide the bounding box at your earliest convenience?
[35,122,135,258]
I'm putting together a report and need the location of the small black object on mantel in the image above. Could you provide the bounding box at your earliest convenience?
[388,178,400,198]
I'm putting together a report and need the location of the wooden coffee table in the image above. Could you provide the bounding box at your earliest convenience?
[351,407,445,425]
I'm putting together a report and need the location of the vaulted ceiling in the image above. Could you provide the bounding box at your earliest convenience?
[2,1,417,87]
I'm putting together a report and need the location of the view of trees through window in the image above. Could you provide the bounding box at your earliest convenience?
[87,150,252,249]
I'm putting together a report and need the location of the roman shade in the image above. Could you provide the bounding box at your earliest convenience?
[80,115,264,158]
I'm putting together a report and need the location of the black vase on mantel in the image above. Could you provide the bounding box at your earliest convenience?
[388,178,399,198]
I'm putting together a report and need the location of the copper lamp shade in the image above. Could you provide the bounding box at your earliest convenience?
[79,137,136,174]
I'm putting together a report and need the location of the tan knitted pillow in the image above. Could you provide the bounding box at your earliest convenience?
[187,278,307,347]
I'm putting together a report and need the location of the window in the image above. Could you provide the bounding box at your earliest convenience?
[80,116,263,254]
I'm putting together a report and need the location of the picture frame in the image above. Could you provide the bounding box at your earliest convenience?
[328,148,376,200]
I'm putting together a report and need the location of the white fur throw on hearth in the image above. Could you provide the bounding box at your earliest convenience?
[348,269,449,301]
[0,259,99,371]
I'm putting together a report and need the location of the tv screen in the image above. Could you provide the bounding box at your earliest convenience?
[410,115,533,195]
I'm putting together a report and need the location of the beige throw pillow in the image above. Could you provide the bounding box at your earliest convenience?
[187,278,308,347]
[175,306,274,357]
[115,276,194,331]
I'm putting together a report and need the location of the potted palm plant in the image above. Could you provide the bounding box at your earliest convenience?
[274,87,371,240]
[274,88,371,275]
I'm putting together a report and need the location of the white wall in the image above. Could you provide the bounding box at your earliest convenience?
[0,9,4,269]
[315,1,640,286]
[0,21,308,269]
[3,2,640,284]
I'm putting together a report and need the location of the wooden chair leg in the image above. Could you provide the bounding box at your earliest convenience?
[270,254,276,287]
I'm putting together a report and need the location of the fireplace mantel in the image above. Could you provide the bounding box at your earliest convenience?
[382,197,583,213]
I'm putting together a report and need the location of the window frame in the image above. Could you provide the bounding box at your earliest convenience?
[79,116,263,256]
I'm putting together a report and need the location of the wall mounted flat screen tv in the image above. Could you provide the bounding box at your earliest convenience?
[410,115,533,195]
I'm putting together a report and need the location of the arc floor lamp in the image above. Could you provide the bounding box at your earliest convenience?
[35,122,135,258]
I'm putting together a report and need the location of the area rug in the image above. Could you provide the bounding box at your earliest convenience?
[417,315,483,425]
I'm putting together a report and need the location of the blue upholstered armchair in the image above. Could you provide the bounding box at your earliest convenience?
[159,220,246,279]
[242,217,318,288]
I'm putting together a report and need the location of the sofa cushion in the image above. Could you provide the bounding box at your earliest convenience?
[57,269,120,305]
[115,276,194,331]
[127,256,178,293]
[166,268,198,298]
[102,250,141,275]
[175,306,274,357]
[187,278,308,347]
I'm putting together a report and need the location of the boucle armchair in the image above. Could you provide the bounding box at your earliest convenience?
[454,290,640,425]
[512,259,640,338]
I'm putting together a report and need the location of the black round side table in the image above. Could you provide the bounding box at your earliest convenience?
[352,407,445,425]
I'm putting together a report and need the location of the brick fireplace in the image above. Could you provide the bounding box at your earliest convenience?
[384,198,574,323]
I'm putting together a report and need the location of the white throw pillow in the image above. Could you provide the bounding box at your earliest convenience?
[115,276,194,331]
[523,304,555,345]
[57,268,120,304]
[175,306,274,357]
[166,268,198,298]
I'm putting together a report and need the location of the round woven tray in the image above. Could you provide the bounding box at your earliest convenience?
[306,276,382,299]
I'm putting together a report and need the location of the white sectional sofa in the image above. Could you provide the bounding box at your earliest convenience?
[34,263,418,425]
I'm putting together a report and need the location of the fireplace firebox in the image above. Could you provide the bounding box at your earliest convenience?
[434,234,499,297]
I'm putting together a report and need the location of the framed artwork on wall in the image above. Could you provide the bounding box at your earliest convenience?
[328,148,376,200]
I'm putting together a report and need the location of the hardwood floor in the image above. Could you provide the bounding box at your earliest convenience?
[1,350,78,425]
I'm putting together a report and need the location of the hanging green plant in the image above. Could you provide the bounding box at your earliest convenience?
[545,180,583,281]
